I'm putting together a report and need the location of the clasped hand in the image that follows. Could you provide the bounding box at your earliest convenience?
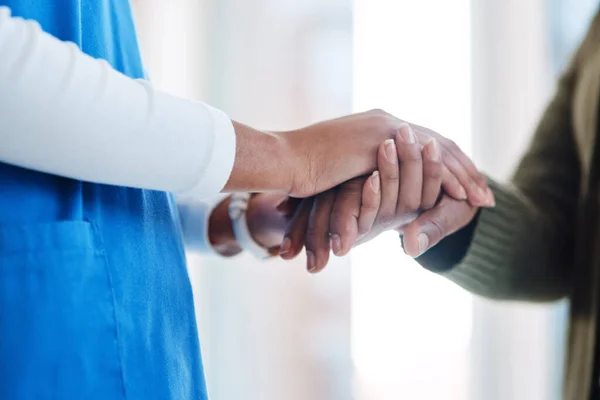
[246,117,489,272]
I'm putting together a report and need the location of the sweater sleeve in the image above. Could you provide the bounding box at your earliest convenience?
[0,7,235,199]
[415,63,582,302]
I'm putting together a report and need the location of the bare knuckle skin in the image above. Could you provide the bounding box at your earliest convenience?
[305,225,328,243]
[380,114,400,134]
[357,224,375,238]
[396,205,417,219]
[444,138,459,152]
[397,142,421,161]
[339,182,362,196]
[426,218,446,242]
[401,151,422,164]
[424,161,443,179]
[442,153,464,173]
[368,108,386,115]
[330,211,358,236]
[400,198,421,214]
[340,217,358,238]
[361,201,380,212]
[385,124,398,139]
[366,111,397,140]
[475,174,489,187]
[383,171,400,183]
[376,215,397,229]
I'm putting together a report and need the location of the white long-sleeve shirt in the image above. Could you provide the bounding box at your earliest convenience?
[0,7,236,254]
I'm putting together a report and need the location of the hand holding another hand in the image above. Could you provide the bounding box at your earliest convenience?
[400,194,478,258]
[226,114,489,269]
[280,123,485,272]
[281,110,493,206]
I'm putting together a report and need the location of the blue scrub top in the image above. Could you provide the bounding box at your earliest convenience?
[0,1,208,399]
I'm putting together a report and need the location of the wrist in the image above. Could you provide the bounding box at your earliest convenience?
[208,197,243,257]
[271,131,298,195]
[275,127,314,197]
[224,122,295,194]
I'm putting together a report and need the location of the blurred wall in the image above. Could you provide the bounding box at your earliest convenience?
[133,1,354,399]
[131,1,588,399]
[470,1,563,400]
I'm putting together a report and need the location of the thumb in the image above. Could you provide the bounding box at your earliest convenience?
[402,196,477,257]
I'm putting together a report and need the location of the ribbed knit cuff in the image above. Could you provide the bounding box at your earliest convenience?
[440,179,528,296]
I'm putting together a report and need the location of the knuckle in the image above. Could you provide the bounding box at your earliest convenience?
[357,219,375,236]
[339,181,362,197]
[424,161,443,179]
[402,149,422,163]
[361,198,380,211]
[376,214,396,228]
[316,189,336,204]
[467,179,480,191]
[429,215,448,238]
[398,199,420,215]
[475,174,488,187]
[396,139,419,158]
[406,197,421,213]
[384,122,397,138]
[368,108,386,115]
[384,170,400,182]
[305,225,327,244]
[368,110,397,137]
[445,139,460,152]
[330,210,357,234]
[357,226,369,236]
[338,216,357,237]
[420,199,436,211]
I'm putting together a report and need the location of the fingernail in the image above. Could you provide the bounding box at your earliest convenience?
[417,233,429,256]
[486,188,496,207]
[331,234,342,255]
[370,171,380,193]
[474,186,487,203]
[425,139,441,161]
[399,124,416,144]
[384,139,397,164]
[307,251,317,272]
[280,237,291,256]
[458,186,467,200]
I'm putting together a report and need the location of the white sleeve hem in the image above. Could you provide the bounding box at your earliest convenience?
[179,105,236,200]
[177,194,230,255]
[0,7,236,199]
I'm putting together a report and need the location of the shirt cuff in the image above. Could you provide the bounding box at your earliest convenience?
[177,194,229,255]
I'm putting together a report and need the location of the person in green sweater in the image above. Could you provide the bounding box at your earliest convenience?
[283,7,600,400]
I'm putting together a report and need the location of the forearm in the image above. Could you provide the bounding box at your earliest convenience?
[0,8,236,198]
[0,9,294,198]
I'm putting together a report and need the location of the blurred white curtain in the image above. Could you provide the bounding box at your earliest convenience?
[352,1,473,399]
[470,1,564,400]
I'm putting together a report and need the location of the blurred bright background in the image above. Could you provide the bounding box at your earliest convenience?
[132,0,598,399]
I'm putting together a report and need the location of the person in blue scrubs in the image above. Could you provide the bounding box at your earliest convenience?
[0,1,493,399]
[0,2,212,399]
